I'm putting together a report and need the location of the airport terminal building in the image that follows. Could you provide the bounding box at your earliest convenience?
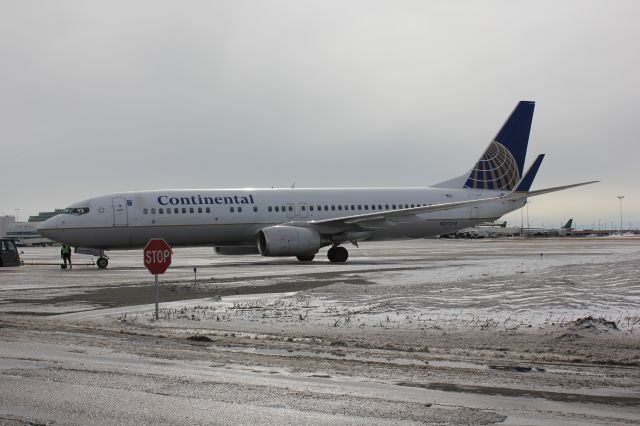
[0,210,62,246]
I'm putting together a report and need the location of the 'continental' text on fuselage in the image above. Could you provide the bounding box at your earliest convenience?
[157,194,255,206]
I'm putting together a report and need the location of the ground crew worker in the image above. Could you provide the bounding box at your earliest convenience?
[61,244,72,269]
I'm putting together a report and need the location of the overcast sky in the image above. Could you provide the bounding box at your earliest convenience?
[1,1,638,229]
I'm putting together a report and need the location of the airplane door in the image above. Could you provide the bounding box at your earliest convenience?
[299,203,308,218]
[112,197,129,226]
[286,203,296,219]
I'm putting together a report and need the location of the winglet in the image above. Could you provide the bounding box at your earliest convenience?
[514,154,545,192]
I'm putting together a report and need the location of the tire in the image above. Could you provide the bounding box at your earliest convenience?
[97,257,109,269]
[296,254,315,262]
[327,246,348,263]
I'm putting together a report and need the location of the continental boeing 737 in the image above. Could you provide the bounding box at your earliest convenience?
[38,101,597,268]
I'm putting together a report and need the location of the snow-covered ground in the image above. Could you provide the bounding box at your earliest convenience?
[23,238,636,333]
[2,238,640,424]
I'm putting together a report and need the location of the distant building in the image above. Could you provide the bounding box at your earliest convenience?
[28,209,64,223]
[0,216,17,239]
[5,222,55,246]
[0,210,62,246]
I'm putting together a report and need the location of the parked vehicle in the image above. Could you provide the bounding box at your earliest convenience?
[0,238,21,267]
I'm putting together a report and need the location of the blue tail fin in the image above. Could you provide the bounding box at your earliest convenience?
[515,154,544,192]
[463,101,535,191]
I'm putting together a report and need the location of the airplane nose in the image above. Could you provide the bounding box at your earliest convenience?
[37,216,59,239]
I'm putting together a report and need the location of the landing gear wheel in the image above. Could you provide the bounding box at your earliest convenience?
[296,254,315,262]
[97,257,109,269]
[327,246,348,263]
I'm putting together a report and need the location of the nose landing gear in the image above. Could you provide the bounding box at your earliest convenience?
[327,246,348,263]
[96,256,109,269]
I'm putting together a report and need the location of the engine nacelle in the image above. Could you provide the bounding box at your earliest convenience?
[257,226,321,257]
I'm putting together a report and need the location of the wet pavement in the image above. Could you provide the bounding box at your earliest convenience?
[1,238,640,424]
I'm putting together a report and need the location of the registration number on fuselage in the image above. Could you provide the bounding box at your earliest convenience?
[439,221,458,226]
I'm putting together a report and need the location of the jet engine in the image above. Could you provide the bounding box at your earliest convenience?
[257,226,321,257]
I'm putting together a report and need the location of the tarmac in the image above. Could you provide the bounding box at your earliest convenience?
[1,238,639,424]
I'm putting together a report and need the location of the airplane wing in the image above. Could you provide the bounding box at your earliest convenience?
[526,181,599,197]
[284,194,507,234]
[511,154,599,196]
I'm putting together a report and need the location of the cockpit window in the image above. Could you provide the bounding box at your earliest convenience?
[64,207,90,215]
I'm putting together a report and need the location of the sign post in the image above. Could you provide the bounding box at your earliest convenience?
[143,238,172,320]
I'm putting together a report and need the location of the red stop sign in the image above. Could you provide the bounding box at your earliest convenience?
[143,238,172,275]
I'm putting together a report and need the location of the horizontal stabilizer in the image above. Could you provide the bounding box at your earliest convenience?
[514,154,545,192]
[527,181,599,197]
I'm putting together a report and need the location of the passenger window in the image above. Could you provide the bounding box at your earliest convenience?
[392,204,396,209]
[364,205,368,210]
[230,207,235,213]
[331,205,335,211]
[411,204,415,208]
[190,207,194,213]
[275,206,279,212]
[301,205,306,211]
[175,208,179,214]
[151,208,156,214]
[281,206,285,212]
[198,207,202,213]
[288,206,292,212]
[159,208,163,214]
[268,206,273,212]
[253,206,258,212]
[337,205,342,211]
[166,208,171,215]
[238,207,243,213]
[143,208,148,214]
[357,205,361,210]
[351,205,355,210]
[309,206,314,211]
[405,204,409,208]
[324,205,328,211]
[206,207,210,213]
[385,204,389,209]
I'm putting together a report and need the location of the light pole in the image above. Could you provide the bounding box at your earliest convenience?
[617,195,624,233]
[14,208,19,223]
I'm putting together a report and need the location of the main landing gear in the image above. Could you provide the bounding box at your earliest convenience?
[296,254,315,262]
[327,246,348,263]
[96,256,109,269]
[295,246,348,263]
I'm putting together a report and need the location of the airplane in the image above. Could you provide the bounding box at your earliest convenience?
[522,218,575,237]
[450,218,575,239]
[37,101,597,269]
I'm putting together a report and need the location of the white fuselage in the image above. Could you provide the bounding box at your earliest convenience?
[38,187,525,250]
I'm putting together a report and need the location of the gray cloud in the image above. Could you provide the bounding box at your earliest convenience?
[1,1,638,227]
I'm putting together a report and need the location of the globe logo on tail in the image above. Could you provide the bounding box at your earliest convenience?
[463,141,520,191]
